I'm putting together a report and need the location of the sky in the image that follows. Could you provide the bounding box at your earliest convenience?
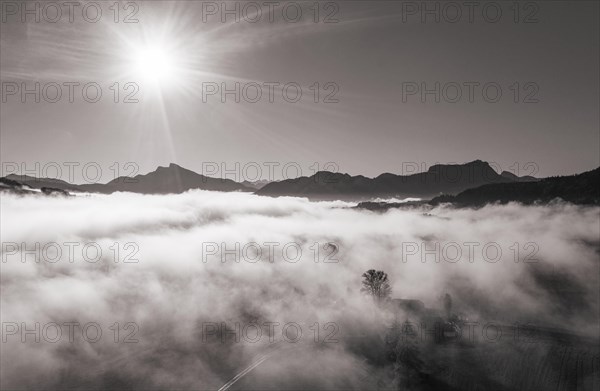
[1,0,599,182]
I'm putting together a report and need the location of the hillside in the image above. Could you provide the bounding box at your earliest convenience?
[6,164,252,194]
[431,167,600,206]
[257,160,534,200]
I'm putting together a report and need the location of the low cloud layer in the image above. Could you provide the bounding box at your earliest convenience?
[1,191,598,390]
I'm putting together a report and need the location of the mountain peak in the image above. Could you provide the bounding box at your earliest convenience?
[312,171,351,178]
[501,171,540,182]
[427,160,490,171]
[96,163,253,194]
[500,171,518,179]
[154,163,185,173]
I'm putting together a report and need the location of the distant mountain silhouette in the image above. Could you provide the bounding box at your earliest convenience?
[7,164,252,194]
[2,161,543,198]
[79,163,252,194]
[430,167,600,206]
[500,171,539,182]
[256,160,537,200]
[0,177,36,194]
[4,163,597,206]
[5,175,81,192]
[241,179,272,190]
[0,177,70,196]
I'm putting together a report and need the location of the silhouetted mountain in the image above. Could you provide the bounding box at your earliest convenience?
[6,174,82,192]
[7,164,252,194]
[500,171,539,182]
[256,160,536,200]
[78,163,252,194]
[241,179,272,190]
[0,177,70,196]
[0,177,35,194]
[431,167,600,206]
[2,161,545,198]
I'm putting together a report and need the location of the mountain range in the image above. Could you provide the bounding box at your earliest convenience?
[2,160,598,206]
[430,166,600,206]
[3,160,530,199]
[256,160,538,200]
[357,167,599,210]
[4,163,251,194]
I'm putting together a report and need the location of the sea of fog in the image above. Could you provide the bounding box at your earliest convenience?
[1,190,598,389]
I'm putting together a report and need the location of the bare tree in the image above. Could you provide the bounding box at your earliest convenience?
[361,269,392,303]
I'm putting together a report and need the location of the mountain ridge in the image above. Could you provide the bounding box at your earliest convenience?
[431,167,600,206]
[2,160,544,198]
[6,163,252,194]
[256,160,533,200]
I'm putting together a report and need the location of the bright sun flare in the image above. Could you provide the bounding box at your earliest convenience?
[133,44,175,84]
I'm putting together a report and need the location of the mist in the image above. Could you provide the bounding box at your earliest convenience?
[1,190,598,390]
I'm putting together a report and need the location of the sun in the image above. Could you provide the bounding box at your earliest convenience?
[132,44,176,85]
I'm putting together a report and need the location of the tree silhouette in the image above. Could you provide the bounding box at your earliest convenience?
[361,269,392,303]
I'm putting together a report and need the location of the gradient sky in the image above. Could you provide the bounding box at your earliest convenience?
[1,0,598,182]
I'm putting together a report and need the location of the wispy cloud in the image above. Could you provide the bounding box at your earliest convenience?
[1,191,598,389]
